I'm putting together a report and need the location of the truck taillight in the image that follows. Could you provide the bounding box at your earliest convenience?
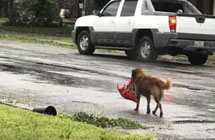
[169,16,177,33]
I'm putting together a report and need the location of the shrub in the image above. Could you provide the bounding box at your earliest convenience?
[9,0,62,27]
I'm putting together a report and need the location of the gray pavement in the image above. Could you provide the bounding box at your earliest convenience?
[0,41,215,139]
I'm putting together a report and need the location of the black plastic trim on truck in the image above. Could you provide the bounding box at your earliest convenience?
[177,13,215,18]
[153,32,215,49]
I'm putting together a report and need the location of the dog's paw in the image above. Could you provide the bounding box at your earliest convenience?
[147,111,150,114]
[160,112,163,118]
[134,108,139,112]
[152,111,156,115]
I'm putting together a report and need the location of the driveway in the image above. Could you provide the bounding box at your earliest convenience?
[0,41,215,139]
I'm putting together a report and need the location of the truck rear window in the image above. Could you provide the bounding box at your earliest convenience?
[152,2,184,13]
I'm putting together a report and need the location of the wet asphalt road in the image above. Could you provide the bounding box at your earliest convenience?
[0,41,215,139]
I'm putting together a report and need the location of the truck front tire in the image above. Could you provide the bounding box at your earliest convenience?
[137,36,158,62]
[187,53,208,65]
[77,30,95,55]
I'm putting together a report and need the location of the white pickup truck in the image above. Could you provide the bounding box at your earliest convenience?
[72,0,215,65]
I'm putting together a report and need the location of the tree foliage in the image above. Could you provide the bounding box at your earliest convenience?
[8,0,61,27]
[0,0,9,17]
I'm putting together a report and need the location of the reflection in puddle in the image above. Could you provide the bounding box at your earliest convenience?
[164,94,174,103]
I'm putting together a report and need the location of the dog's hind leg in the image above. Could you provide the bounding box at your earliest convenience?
[159,90,164,117]
[152,104,158,115]
[151,87,159,115]
[152,88,164,117]
[152,97,163,117]
[159,103,163,117]
[152,94,159,115]
[134,93,141,111]
[146,96,151,114]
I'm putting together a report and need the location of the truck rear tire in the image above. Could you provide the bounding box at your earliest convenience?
[187,53,208,65]
[77,30,95,55]
[137,36,158,62]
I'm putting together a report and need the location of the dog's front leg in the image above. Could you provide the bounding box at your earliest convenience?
[134,93,140,111]
[146,96,151,114]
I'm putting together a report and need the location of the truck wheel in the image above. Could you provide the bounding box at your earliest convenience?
[77,30,95,55]
[187,53,208,65]
[137,36,157,62]
[125,49,138,60]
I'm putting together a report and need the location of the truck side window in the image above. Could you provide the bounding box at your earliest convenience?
[102,1,120,17]
[121,0,138,16]
[142,0,150,14]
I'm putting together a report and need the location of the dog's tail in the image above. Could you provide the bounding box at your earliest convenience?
[165,78,172,90]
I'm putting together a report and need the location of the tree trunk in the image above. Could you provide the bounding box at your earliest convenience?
[0,0,3,17]
[3,0,9,17]
[8,0,14,24]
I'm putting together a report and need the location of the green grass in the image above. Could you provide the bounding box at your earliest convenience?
[0,18,76,48]
[8,99,25,104]
[208,55,215,62]
[60,112,148,129]
[158,54,215,65]
[0,104,154,140]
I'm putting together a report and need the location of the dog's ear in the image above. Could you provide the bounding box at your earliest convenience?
[131,69,137,80]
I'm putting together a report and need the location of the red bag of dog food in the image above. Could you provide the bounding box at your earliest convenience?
[117,79,137,102]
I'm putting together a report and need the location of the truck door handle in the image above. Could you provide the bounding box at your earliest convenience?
[127,21,132,25]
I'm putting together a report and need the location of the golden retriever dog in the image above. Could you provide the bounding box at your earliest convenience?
[131,69,172,117]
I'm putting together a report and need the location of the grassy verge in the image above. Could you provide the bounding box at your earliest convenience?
[0,104,154,140]
[60,112,148,129]
[0,18,76,48]
[158,54,215,65]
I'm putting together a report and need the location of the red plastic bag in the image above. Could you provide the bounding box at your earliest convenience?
[117,79,137,102]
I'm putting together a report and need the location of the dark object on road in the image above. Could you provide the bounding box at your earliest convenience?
[117,79,137,103]
[33,106,57,116]
[132,69,172,117]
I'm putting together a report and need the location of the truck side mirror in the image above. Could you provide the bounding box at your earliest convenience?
[92,10,101,16]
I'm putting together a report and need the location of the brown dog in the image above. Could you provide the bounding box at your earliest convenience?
[132,69,172,117]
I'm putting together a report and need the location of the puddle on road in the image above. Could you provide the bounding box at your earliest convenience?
[174,83,206,91]
[174,82,215,93]
[0,63,116,92]
[170,123,215,139]
[172,120,215,124]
